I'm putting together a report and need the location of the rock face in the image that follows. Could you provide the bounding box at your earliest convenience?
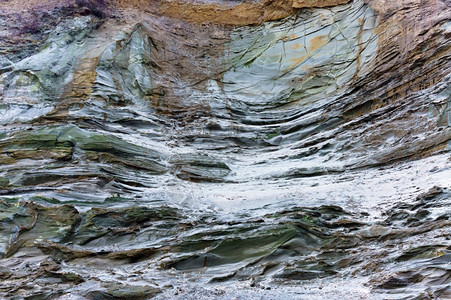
[293,0,351,8]
[0,0,450,299]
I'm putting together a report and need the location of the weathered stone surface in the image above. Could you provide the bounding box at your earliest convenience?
[2,17,101,102]
[223,0,378,110]
[0,190,448,298]
[158,0,296,25]
[91,24,154,105]
[293,0,350,8]
[0,0,449,298]
[170,153,231,182]
[0,177,9,188]
[0,200,80,258]
[84,282,161,300]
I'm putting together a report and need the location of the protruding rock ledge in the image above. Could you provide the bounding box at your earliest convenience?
[292,0,350,8]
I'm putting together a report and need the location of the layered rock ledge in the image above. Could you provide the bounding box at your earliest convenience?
[0,0,450,298]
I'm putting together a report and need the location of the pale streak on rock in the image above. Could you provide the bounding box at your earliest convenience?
[0,0,450,299]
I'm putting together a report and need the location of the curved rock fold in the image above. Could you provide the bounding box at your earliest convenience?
[0,0,450,298]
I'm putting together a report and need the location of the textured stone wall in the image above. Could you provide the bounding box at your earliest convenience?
[0,0,450,299]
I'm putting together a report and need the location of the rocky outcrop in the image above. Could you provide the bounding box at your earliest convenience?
[293,0,351,8]
[0,0,450,298]
[157,0,295,25]
[1,188,450,298]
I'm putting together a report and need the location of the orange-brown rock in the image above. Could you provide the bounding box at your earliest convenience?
[341,0,451,117]
[292,0,350,8]
[157,0,296,25]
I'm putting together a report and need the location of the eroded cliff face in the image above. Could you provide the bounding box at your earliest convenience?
[0,0,450,299]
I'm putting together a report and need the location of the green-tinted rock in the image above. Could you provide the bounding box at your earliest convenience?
[2,17,100,101]
[92,24,155,104]
[223,2,378,107]
[397,245,449,262]
[0,177,9,188]
[73,206,181,246]
[170,154,231,182]
[85,282,160,300]
[0,125,167,175]
[0,201,80,258]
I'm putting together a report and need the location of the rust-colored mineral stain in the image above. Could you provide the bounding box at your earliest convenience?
[308,35,328,52]
[281,34,299,42]
[289,43,303,50]
[289,55,307,68]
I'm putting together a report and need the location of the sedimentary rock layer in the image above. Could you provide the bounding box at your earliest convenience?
[0,0,450,298]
